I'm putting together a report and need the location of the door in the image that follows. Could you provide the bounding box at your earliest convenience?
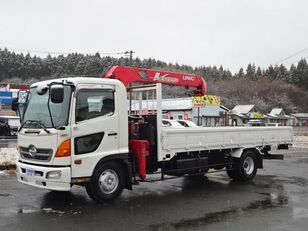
[71,85,119,178]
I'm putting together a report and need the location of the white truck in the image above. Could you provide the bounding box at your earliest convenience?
[13,66,293,203]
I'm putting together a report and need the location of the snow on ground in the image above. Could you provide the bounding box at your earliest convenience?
[293,136,308,149]
[0,148,18,166]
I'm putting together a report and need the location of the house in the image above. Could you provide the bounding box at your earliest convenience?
[162,98,192,120]
[219,105,230,126]
[230,105,265,126]
[129,97,228,126]
[129,98,193,120]
[291,113,308,126]
[192,105,218,126]
[266,108,294,126]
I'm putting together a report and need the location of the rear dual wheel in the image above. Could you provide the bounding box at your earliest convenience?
[227,151,258,181]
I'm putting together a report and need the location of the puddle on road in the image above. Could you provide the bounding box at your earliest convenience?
[293,207,308,220]
[287,177,308,187]
[0,193,12,197]
[297,159,308,164]
[2,207,80,217]
[17,208,40,214]
[149,193,289,231]
[149,174,308,230]
[246,193,288,210]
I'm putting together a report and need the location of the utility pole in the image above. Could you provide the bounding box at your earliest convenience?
[125,50,134,65]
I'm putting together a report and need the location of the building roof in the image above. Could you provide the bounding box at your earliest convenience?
[220,105,230,112]
[231,105,255,114]
[269,108,284,116]
[162,98,192,110]
[267,108,292,119]
[291,113,308,119]
[267,114,292,119]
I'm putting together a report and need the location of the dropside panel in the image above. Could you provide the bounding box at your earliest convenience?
[160,126,293,161]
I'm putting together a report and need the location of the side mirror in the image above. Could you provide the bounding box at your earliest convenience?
[50,85,64,104]
[15,90,28,119]
[37,84,48,95]
[11,98,18,111]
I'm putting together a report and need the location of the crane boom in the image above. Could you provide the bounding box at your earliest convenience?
[105,65,206,95]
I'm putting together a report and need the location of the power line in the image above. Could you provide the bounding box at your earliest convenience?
[282,56,308,67]
[274,47,308,65]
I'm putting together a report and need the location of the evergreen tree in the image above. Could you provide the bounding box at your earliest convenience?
[0,48,308,93]
[256,66,262,77]
[246,63,256,80]
[237,67,244,78]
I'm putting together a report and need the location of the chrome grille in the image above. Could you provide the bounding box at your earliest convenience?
[20,146,53,161]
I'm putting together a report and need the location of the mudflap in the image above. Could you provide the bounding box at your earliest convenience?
[263,154,284,160]
[123,158,133,190]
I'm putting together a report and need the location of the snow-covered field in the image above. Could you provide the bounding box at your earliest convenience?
[0,136,307,167]
[0,148,18,167]
[292,136,308,149]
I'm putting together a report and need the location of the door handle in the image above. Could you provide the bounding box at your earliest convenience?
[108,132,118,136]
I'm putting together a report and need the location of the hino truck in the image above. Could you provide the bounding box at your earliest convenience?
[13,66,293,203]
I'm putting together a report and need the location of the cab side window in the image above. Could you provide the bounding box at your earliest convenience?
[75,89,114,123]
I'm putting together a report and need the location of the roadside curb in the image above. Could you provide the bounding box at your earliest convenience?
[0,164,16,171]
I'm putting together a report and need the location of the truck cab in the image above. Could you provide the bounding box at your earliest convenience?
[16,78,130,196]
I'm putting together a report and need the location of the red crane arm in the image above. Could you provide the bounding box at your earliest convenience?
[105,66,207,95]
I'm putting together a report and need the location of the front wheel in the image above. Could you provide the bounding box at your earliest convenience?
[227,151,258,182]
[86,161,125,203]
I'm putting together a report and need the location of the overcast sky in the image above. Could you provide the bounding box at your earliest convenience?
[1,0,308,72]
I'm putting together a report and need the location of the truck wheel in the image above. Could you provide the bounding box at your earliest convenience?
[226,166,239,180]
[86,161,125,203]
[227,151,257,181]
[226,156,240,180]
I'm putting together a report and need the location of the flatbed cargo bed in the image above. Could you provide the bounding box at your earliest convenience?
[160,126,293,160]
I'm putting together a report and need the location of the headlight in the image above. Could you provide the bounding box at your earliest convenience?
[46,171,62,179]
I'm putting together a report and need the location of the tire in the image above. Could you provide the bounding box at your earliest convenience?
[86,161,125,203]
[227,151,258,182]
[226,167,239,180]
[214,165,225,170]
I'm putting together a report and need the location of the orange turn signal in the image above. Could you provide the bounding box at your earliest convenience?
[55,139,71,158]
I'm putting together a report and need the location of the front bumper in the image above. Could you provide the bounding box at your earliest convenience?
[16,161,71,191]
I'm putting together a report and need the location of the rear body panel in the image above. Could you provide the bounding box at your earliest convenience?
[160,126,293,161]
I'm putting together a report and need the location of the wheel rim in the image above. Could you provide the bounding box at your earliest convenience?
[243,156,254,175]
[98,169,119,194]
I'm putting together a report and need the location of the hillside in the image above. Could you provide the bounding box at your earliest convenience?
[1,48,308,113]
[208,79,308,113]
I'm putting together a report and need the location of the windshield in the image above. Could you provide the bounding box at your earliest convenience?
[22,86,72,128]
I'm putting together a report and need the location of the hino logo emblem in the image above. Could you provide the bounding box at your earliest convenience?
[28,145,37,157]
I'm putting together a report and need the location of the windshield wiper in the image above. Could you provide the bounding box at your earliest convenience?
[18,120,51,134]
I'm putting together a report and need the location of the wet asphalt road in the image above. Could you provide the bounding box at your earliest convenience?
[1,148,308,231]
